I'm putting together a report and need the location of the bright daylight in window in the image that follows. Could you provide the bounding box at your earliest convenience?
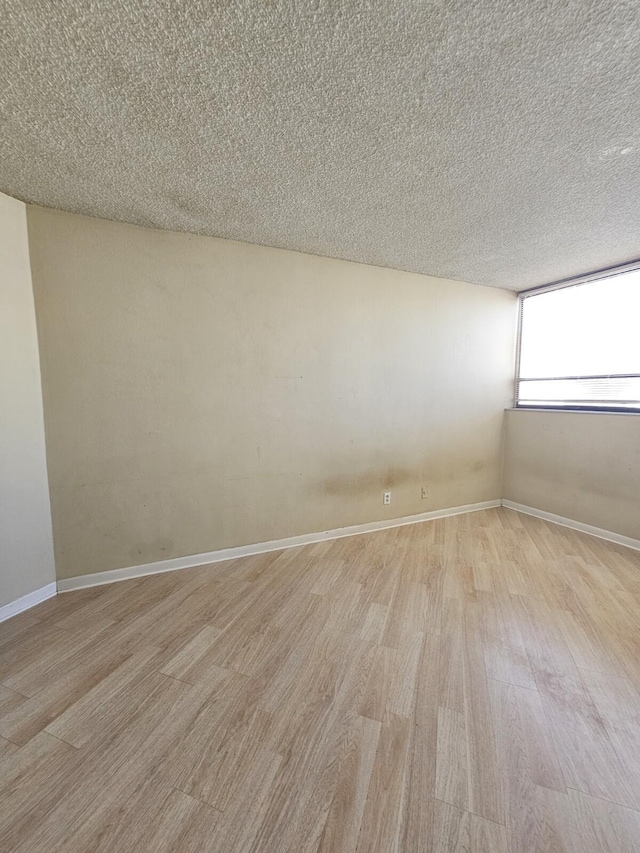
[517,270,640,411]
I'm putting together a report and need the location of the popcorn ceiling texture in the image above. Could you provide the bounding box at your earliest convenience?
[1,1,639,290]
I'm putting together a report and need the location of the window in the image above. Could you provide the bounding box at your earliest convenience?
[516,269,640,412]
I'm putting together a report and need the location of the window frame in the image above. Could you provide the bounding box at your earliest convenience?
[514,261,640,414]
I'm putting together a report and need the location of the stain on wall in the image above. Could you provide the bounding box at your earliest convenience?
[317,466,414,497]
[129,537,175,562]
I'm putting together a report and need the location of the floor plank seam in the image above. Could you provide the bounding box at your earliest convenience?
[170,786,224,814]
[564,786,640,814]
[40,729,80,750]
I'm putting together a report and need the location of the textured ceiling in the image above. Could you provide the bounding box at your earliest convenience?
[1,2,640,290]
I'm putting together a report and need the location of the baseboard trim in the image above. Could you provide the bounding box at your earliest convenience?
[0,582,58,624]
[501,500,640,552]
[57,499,501,592]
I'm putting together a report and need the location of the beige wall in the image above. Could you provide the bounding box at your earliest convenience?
[0,193,56,605]
[28,206,517,580]
[503,409,640,541]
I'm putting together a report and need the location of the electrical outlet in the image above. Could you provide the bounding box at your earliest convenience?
[421,486,429,500]
[383,490,391,505]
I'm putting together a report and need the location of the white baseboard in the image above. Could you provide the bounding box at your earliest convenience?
[57,499,501,593]
[501,500,640,552]
[0,582,58,624]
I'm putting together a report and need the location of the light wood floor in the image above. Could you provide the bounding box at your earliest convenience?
[2,508,640,852]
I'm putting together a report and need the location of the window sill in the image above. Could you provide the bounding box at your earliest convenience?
[506,407,640,416]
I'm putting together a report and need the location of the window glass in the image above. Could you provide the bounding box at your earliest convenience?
[517,271,640,410]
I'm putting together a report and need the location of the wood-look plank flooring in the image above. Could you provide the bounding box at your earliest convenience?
[1,507,640,851]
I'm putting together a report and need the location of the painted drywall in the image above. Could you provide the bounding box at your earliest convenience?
[28,206,517,581]
[0,193,56,606]
[503,409,640,541]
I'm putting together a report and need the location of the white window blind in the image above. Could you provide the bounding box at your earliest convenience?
[516,270,640,411]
